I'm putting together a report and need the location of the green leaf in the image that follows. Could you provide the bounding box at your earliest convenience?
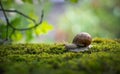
[0,25,6,39]
[2,0,16,8]
[35,21,53,35]
[70,0,78,3]
[11,31,23,41]
[27,12,39,23]
[26,30,34,42]
[11,17,21,27]
[22,0,33,4]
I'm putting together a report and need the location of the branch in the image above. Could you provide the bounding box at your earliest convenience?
[0,9,44,31]
[0,9,36,23]
[0,0,44,43]
[0,1,9,40]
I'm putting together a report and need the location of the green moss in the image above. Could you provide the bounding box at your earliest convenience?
[0,38,120,74]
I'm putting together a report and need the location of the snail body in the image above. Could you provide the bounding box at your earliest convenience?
[65,32,92,52]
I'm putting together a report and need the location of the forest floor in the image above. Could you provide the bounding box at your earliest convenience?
[0,38,120,74]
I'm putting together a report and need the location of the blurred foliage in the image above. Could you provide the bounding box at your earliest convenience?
[0,38,120,74]
[35,21,53,35]
[0,0,53,43]
[69,0,79,3]
[0,0,120,43]
[59,0,120,41]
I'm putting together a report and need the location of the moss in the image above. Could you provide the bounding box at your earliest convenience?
[0,38,120,74]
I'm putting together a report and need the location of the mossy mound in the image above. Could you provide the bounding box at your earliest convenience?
[0,38,120,74]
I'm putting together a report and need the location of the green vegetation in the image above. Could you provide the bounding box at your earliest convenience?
[0,38,120,74]
[0,0,53,43]
[58,0,120,41]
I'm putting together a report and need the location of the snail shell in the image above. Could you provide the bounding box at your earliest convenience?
[72,32,92,47]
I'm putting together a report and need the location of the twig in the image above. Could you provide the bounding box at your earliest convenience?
[0,1,44,43]
[0,9,44,31]
[0,1,10,40]
[0,9,36,24]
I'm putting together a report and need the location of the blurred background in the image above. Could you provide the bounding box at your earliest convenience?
[0,0,120,43]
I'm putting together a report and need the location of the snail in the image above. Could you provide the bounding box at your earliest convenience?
[65,32,92,52]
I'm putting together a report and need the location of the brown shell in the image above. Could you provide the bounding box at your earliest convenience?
[72,32,92,47]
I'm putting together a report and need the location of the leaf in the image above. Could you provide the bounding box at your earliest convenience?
[35,21,53,35]
[27,12,39,23]
[22,0,33,4]
[11,17,21,27]
[11,31,23,41]
[0,25,6,39]
[70,0,78,3]
[26,30,34,42]
[2,0,15,8]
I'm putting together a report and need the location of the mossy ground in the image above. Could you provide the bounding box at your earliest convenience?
[0,38,120,74]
